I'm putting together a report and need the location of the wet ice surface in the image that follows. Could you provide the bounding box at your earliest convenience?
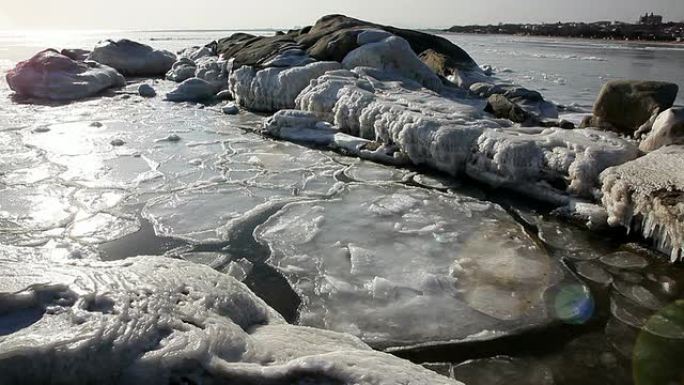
[1,72,684,384]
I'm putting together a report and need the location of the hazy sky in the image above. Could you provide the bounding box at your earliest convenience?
[2,0,684,30]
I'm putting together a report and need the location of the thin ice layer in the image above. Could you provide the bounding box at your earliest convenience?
[600,145,684,261]
[0,246,459,385]
[255,183,581,349]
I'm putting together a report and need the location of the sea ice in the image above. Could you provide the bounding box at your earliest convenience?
[255,183,582,349]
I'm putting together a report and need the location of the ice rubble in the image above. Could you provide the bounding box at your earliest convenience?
[255,183,586,349]
[0,246,458,385]
[600,145,684,261]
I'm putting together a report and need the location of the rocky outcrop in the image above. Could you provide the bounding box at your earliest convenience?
[6,49,125,101]
[216,14,479,75]
[639,108,684,152]
[88,39,176,77]
[60,48,90,61]
[581,80,679,135]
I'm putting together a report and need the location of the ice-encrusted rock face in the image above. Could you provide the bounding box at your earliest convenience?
[278,70,636,202]
[639,107,684,152]
[467,127,639,203]
[600,145,684,261]
[255,183,589,349]
[0,246,460,385]
[584,80,679,135]
[166,57,196,82]
[342,35,443,92]
[6,49,125,101]
[228,61,341,112]
[88,39,176,77]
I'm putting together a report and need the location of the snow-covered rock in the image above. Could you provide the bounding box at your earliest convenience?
[467,127,639,203]
[178,45,214,61]
[88,39,176,77]
[0,247,458,385]
[600,145,684,261]
[6,49,125,101]
[221,102,239,114]
[639,108,684,152]
[166,57,196,82]
[228,61,341,112]
[255,183,589,349]
[165,77,217,102]
[342,35,443,92]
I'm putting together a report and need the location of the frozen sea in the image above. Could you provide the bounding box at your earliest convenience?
[1,29,683,385]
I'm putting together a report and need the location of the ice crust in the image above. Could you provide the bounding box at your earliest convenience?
[228,61,342,112]
[265,71,638,204]
[0,246,459,385]
[255,183,578,349]
[600,145,684,261]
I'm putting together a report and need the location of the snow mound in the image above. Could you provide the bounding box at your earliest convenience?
[0,246,460,385]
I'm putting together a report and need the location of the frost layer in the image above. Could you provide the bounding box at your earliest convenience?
[255,183,581,349]
[228,61,341,112]
[0,246,459,385]
[600,145,684,261]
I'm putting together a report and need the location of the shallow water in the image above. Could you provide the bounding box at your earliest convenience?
[1,31,683,385]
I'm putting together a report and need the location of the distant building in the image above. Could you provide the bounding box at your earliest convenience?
[639,13,663,26]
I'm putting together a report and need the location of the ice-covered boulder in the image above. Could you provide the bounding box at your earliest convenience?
[194,56,227,87]
[165,57,196,82]
[582,80,679,135]
[342,35,443,92]
[0,247,458,385]
[600,145,684,261]
[467,127,639,203]
[639,108,684,152]
[228,61,341,111]
[165,77,217,102]
[255,183,590,349]
[6,49,125,101]
[88,39,176,77]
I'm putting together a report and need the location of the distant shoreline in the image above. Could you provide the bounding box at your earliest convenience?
[437,30,684,47]
[442,21,684,44]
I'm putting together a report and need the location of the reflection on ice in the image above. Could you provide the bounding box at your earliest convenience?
[255,183,582,349]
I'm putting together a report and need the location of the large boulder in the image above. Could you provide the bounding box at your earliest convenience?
[216,14,479,75]
[639,107,684,152]
[484,94,530,123]
[60,48,90,61]
[165,57,196,82]
[88,39,176,77]
[584,80,679,135]
[6,49,125,101]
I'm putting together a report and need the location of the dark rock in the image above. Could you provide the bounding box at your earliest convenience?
[138,83,156,98]
[88,39,176,77]
[216,14,478,74]
[485,94,530,123]
[60,48,91,61]
[6,49,125,101]
[588,80,679,135]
